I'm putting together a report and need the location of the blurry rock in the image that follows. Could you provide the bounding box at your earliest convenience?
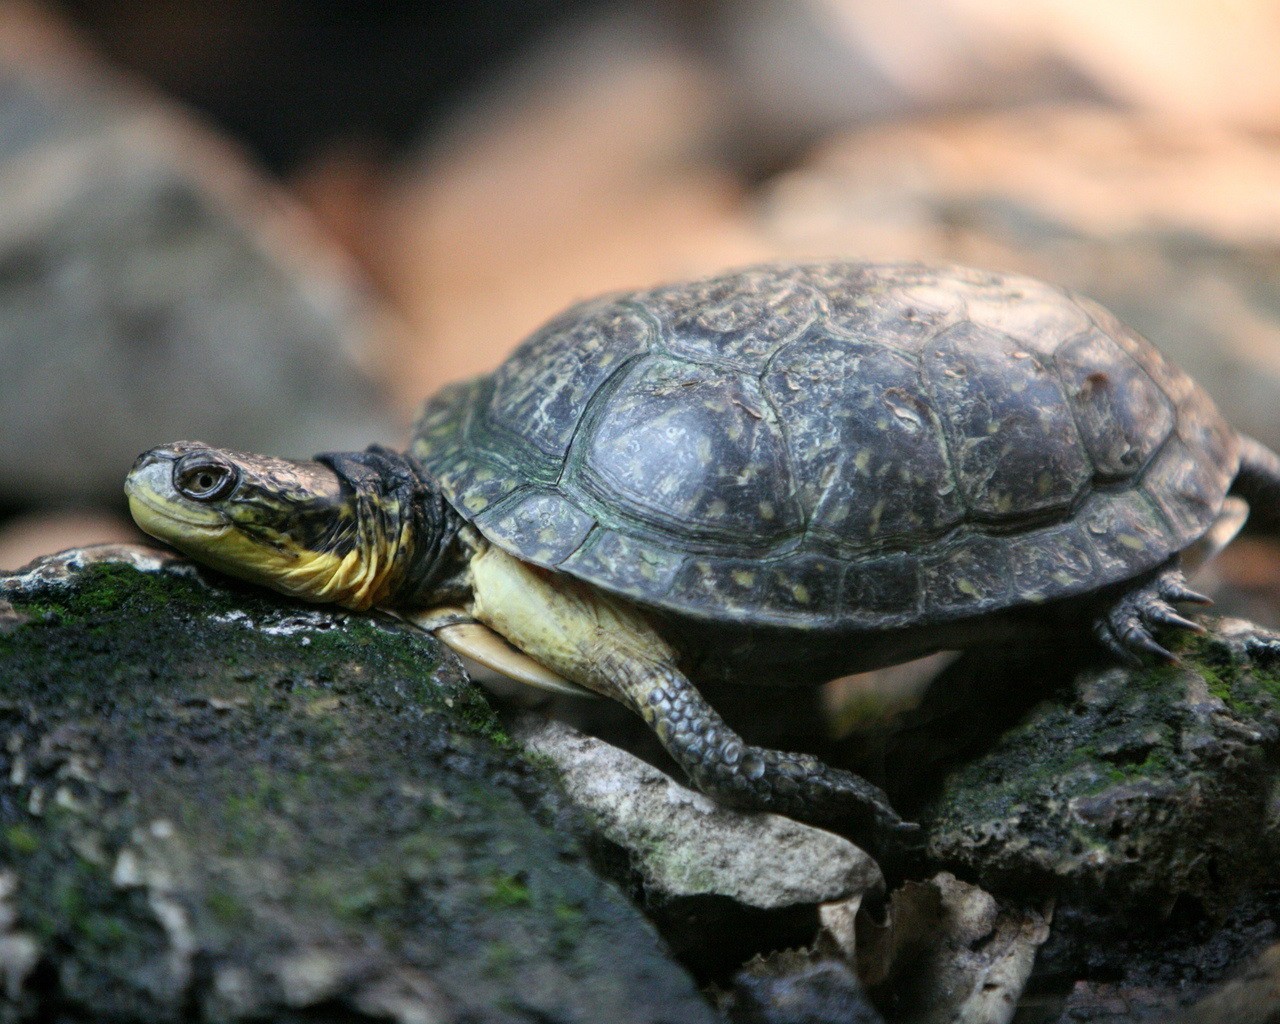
[857,873,1049,1024]
[0,508,137,571]
[921,619,1280,908]
[716,1,1280,166]
[513,715,882,976]
[56,1,596,174]
[380,13,768,404]
[723,949,884,1024]
[0,545,717,1022]
[0,3,397,507]
[760,107,1280,454]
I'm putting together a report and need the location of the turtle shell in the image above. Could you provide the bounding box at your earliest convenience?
[411,262,1239,630]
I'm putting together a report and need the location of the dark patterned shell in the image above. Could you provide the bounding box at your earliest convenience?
[412,262,1239,630]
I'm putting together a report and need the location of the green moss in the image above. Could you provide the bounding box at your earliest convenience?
[485,872,533,909]
[484,940,518,979]
[206,888,249,928]
[0,557,715,1022]
[5,825,39,856]
[78,912,130,950]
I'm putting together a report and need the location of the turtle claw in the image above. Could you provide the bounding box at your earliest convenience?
[1145,605,1206,635]
[1094,565,1207,665]
[1158,575,1213,607]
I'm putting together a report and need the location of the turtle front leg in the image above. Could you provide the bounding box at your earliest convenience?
[604,653,922,870]
[1092,560,1211,664]
[466,542,921,870]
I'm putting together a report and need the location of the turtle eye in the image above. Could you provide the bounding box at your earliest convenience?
[174,456,239,501]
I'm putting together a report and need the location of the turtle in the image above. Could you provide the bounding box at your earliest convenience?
[124,260,1280,869]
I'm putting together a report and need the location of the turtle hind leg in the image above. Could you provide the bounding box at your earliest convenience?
[613,657,923,873]
[1093,561,1210,665]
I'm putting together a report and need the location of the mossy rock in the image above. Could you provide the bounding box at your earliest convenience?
[0,546,716,1023]
[921,619,1280,908]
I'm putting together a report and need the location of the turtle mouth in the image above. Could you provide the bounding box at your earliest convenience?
[126,486,232,540]
[125,458,232,540]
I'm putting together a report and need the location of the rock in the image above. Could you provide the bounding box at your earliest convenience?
[0,509,137,572]
[0,4,396,508]
[920,619,1280,908]
[513,715,883,976]
[856,873,1049,1024]
[1029,890,1280,1023]
[760,107,1280,455]
[0,546,718,1023]
[719,0,1280,168]
[722,949,884,1024]
[1173,941,1280,1024]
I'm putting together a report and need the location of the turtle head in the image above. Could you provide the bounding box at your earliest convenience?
[125,441,458,610]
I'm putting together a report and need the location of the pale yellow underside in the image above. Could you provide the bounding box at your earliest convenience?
[467,542,676,697]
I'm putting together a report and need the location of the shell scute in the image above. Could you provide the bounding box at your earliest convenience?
[840,552,921,623]
[1142,435,1229,545]
[962,277,1090,358]
[763,332,963,547]
[919,535,1013,615]
[761,555,842,617]
[1082,491,1174,578]
[1005,520,1098,603]
[804,262,963,351]
[560,530,686,600]
[1054,328,1175,479]
[487,301,651,462]
[639,265,819,370]
[925,321,1091,519]
[576,357,801,543]
[473,489,596,567]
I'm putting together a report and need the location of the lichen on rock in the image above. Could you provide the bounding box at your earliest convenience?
[921,618,1280,908]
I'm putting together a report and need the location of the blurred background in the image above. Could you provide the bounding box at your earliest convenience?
[3,0,1280,624]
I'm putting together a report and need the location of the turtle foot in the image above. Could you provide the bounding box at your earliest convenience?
[1093,564,1210,665]
[694,747,926,878]
[633,665,924,875]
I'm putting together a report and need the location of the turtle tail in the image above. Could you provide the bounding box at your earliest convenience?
[1223,435,1280,532]
[1230,434,1280,533]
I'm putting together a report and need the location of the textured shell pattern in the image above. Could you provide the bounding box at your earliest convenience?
[412,262,1238,630]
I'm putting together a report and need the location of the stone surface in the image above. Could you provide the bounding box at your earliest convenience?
[1028,889,1280,1023]
[761,107,1280,456]
[1173,941,1280,1024]
[919,619,1280,908]
[722,949,885,1024]
[513,715,882,975]
[0,546,717,1023]
[857,873,1049,1024]
[0,4,396,508]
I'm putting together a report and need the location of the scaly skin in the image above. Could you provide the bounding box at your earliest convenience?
[611,656,922,872]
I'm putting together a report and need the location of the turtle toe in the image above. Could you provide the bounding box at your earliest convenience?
[1094,563,1207,665]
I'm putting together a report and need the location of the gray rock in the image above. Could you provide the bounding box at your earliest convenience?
[920,619,1280,908]
[513,715,882,974]
[0,8,395,507]
[723,950,885,1024]
[0,546,718,1023]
